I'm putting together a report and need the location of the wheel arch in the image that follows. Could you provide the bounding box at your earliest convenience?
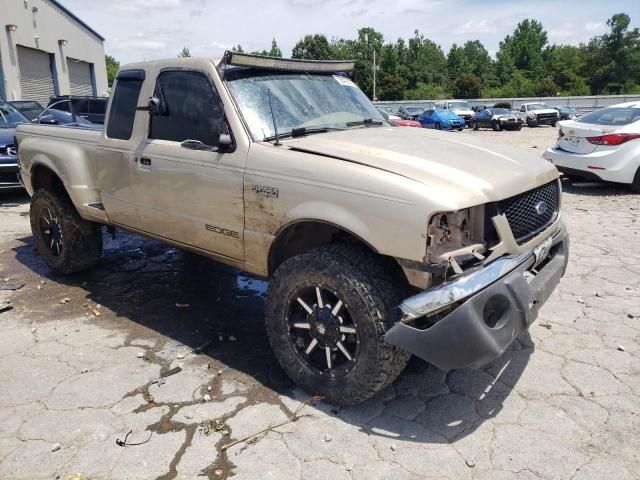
[30,163,66,194]
[267,219,408,285]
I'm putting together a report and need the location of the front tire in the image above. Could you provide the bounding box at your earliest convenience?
[472,121,478,131]
[30,189,102,274]
[492,120,502,131]
[435,122,441,130]
[265,244,410,405]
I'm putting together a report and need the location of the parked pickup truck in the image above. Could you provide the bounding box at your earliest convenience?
[16,52,569,405]
[519,102,560,127]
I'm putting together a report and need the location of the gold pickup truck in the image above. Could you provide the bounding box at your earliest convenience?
[16,52,569,405]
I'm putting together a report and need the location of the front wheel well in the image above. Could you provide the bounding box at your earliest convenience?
[268,221,408,285]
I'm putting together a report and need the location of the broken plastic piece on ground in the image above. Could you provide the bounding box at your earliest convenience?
[0,302,13,313]
[0,282,25,291]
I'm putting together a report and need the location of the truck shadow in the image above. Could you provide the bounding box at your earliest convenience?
[562,181,638,197]
[10,229,531,445]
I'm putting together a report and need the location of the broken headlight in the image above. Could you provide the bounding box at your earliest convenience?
[426,207,487,273]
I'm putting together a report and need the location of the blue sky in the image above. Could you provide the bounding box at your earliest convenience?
[60,0,640,64]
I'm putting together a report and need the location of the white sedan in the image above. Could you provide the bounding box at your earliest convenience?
[543,101,640,192]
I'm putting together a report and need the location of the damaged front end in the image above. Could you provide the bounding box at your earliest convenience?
[384,180,569,370]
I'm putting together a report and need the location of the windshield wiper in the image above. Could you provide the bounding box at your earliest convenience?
[346,118,384,127]
[263,126,343,142]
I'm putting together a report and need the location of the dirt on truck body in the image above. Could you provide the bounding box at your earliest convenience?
[15,51,569,405]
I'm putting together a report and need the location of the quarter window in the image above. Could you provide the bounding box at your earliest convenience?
[106,71,144,140]
[149,70,224,146]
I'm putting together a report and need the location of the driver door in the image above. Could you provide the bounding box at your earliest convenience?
[130,69,246,260]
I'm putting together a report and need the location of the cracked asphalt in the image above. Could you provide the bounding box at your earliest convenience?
[1,126,639,480]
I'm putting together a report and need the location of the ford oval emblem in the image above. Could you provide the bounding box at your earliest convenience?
[535,201,548,215]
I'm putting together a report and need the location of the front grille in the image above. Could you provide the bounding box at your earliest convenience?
[496,180,560,244]
[0,144,16,157]
[536,113,556,121]
[0,172,20,184]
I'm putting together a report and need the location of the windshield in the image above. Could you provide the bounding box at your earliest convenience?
[225,70,384,140]
[579,107,640,126]
[404,107,424,114]
[493,108,511,115]
[528,103,549,111]
[448,101,470,110]
[0,103,29,128]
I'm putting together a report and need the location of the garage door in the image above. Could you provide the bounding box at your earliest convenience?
[67,59,94,96]
[17,46,55,105]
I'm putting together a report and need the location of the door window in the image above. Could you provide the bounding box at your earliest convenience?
[149,70,224,147]
[106,70,144,140]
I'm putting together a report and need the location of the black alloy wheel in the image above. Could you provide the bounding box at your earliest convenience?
[286,285,359,375]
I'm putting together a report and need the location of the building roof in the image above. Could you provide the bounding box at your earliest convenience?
[49,0,105,42]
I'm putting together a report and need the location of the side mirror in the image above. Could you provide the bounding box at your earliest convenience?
[219,134,232,147]
[39,115,58,125]
[148,97,165,116]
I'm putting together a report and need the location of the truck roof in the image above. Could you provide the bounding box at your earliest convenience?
[120,52,356,75]
[120,57,222,72]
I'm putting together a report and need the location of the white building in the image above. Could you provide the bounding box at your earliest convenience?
[0,0,108,104]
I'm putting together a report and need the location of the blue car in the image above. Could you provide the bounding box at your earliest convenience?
[417,108,465,131]
[1,100,29,191]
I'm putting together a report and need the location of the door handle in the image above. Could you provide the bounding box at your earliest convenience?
[140,157,152,166]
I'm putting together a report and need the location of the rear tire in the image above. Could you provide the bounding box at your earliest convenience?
[265,244,410,405]
[30,189,102,274]
[631,168,640,193]
[472,121,478,131]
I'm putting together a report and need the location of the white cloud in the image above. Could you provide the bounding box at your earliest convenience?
[453,19,494,35]
[56,0,634,63]
[585,21,606,32]
[112,38,167,51]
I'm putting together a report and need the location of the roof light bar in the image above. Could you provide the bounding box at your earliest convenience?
[222,51,355,73]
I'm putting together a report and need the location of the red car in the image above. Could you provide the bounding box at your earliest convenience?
[391,118,421,128]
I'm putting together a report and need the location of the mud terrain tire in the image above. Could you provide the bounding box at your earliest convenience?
[265,244,410,405]
[30,189,102,274]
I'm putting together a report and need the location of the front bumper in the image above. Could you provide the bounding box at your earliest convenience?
[0,160,22,191]
[528,116,557,126]
[384,223,569,370]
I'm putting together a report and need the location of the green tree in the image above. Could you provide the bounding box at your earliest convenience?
[292,34,334,59]
[452,74,482,98]
[405,30,448,88]
[447,43,471,79]
[581,13,640,93]
[534,76,559,96]
[543,44,586,91]
[331,27,385,98]
[105,54,119,88]
[463,40,492,79]
[268,38,283,57]
[499,19,548,78]
[379,74,407,100]
[231,45,245,53]
[178,46,191,58]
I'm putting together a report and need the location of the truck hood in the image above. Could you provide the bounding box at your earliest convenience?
[529,109,558,115]
[283,126,558,207]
